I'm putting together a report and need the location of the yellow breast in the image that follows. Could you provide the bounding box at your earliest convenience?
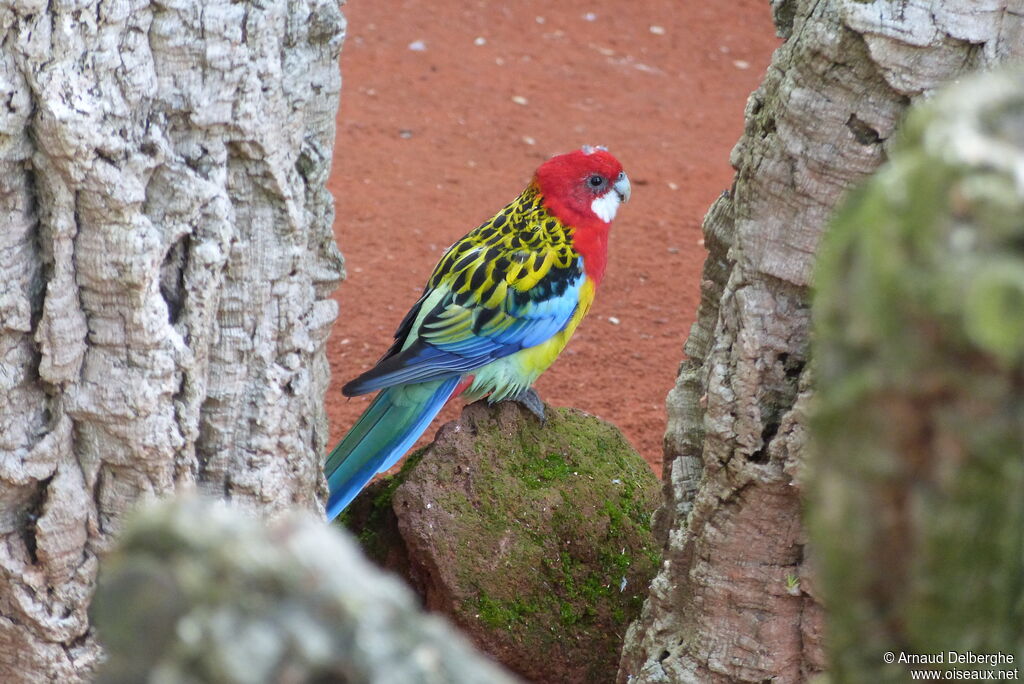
[464,279,596,402]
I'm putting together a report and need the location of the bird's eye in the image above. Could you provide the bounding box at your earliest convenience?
[588,175,606,188]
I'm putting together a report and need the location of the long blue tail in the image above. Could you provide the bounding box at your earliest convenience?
[325,377,460,521]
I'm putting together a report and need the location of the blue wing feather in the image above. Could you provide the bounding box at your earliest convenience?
[325,377,460,519]
[343,265,585,396]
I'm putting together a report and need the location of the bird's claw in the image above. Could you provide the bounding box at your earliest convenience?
[506,387,546,424]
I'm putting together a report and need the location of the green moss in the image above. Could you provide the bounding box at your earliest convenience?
[338,447,431,564]
[331,406,661,684]
[476,596,530,630]
[440,408,660,674]
[511,450,576,489]
[346,404,661,682]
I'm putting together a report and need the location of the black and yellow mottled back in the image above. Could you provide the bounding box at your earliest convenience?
[428,183,580,301]
[343,183,587,396]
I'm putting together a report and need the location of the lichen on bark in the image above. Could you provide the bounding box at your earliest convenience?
[809,66,1024,682]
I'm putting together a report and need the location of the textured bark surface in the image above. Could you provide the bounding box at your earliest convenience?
[92,497,518,684]
[810,67,1024,683]
[0,1,345,680]
[621,2,1024,683]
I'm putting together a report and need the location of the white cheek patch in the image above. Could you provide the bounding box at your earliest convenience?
[590,191,620,223]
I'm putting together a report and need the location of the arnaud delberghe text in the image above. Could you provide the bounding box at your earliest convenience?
[899,652,1016,668]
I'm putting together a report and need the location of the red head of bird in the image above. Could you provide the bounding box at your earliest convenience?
[535,146,631,284]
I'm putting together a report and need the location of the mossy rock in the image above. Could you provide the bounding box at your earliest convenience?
[341,400,661,684]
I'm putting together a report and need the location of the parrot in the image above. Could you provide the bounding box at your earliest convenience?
[324,146,631,521]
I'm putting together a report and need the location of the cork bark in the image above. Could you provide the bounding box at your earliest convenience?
[620,2,1024,682]
[0,0,345,680]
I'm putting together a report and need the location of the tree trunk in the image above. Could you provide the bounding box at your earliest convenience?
[0,0,345,679]
[809,65,1024,683]
[619,2,1024,682]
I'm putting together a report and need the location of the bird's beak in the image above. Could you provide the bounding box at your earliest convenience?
[614,172,632,203]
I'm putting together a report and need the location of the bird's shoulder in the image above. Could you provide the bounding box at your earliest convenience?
[427,186,583,305]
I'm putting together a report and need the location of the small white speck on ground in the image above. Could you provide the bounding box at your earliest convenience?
[608,316,621,325]
[511,95,529,105]
[667,181,679,190]
[522,135,536,145]
[649,25,666,35]
[733,59,750,69]
[583,12,597,21]
[632,62,661,74]
[474,36,486,46]
[536,16,545,24]
[407,39,426,51]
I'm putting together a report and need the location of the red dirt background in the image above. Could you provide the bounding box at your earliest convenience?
[325,1,780,476]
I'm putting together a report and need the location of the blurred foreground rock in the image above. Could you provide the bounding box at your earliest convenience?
[809,67,1024,681]
[343,401,661,684]
[91,497,517,684]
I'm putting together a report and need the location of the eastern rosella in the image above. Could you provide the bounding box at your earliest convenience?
[325,146,631,520]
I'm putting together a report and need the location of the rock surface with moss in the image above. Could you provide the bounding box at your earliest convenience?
[342,400,661,684]
[809,67,1024,682]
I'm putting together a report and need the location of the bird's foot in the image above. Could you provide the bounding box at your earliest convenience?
[505,387,546,424]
